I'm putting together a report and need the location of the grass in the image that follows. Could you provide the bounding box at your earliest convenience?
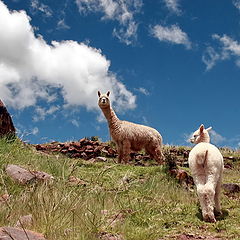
[0,139,240,239]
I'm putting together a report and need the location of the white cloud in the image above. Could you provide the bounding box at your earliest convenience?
[184,132,192,143]
[163,0,182,15]
[97,112,106,123]
[213,34,240,55]
[151,24,191,49]
[184,129,225,145]
[209,130,225,145]
[57,19,70,30]
[135,87,149,96]
[71,119,80,127]
[32,127,39,135]
[113,20,138,45]
[75,0,143,45]
[233,0,240,10]
[16,124,39,139]
[0,1,136,113]
[202,47,220,71]
[33,106,60,121]
[201,34,240,70]
[30,0,52,17]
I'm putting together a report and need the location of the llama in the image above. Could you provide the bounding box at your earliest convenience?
[98,91,164,164]
[188,124,224,223]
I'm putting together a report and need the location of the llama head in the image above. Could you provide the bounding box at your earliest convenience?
[98,91,111,109]
[190,124,212,144]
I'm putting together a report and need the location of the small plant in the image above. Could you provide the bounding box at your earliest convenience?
[91,136,100,142]
[0,140,240,239]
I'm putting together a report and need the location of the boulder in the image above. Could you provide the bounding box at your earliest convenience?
[222,183,240,194]
[0,100,15,138]
[0,227,47,240]
[6,164,53,185]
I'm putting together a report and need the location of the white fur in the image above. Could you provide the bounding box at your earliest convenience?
[188,124,224,223]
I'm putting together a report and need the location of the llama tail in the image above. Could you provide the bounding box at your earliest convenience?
[196,150,208,165]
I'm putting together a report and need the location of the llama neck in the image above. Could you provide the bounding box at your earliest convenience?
[101,106,120,128]
[199,134,210,143]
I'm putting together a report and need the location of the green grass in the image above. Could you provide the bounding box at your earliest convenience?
[0,139,240,239]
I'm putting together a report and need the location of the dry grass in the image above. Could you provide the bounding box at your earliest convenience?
[0,139,240,239]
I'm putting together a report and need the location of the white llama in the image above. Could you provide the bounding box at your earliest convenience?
[98,91,164,164]
[188,124,224,223]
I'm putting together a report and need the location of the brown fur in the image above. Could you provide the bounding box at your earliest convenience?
[98,91,164,164]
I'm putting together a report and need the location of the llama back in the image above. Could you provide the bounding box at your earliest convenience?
[118,120,162,142]
[189,143,223,169]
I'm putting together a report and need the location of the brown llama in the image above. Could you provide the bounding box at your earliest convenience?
[98,91,164,164]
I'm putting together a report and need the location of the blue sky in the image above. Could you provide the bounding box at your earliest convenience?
[0,0,240,148]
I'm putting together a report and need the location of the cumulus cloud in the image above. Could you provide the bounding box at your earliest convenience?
[163,0,182,15]
[75,0,143,45]
[151,24,191,49]
[0,1,136,113]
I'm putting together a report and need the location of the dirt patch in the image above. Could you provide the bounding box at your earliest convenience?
[176,234,224,240]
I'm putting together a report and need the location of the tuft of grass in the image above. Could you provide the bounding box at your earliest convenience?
[0,138,240,239]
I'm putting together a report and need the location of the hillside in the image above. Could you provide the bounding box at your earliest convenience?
[0,138,240,240]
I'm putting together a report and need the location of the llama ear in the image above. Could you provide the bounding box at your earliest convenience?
[106,91,110,97]
[206,127,212,132]
[98,91,101,97]
[199,124,204,133]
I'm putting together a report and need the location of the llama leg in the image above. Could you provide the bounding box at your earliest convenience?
[214,177,222,215]
[145,146,154,159]
[117,143,123,163]
[146,145,164,164]
[122,141,131,164]
[196,184,209,221]
[155,146,164,164]
[197,183,216,223]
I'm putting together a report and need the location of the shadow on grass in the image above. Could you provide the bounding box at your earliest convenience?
[195,206,229,222]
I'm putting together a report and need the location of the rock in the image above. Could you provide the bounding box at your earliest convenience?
[94,157,107,162]
[32,170,54,181]
[0,193,10,204]
[224,163,232,169]
[177,234,223,240]
[101,209,132,227]
[68,176,87,186]
[0,227,47,240]
[15,214,33,228]
[98,232,124,240]
[5,164,53,185]
[6,164,36,184]
[222,183,240,193]
[0,99,16,138]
